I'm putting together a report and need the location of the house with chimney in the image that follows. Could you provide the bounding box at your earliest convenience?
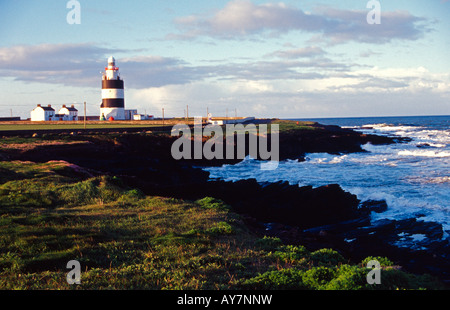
[30,104,56,121]
[30,104,79,121]
[58,105,78,121]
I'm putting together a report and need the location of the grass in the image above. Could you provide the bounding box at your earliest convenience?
[270,119,321,132]
[0,119,318,133]
[0,122,165,131]
[0,136,447,290]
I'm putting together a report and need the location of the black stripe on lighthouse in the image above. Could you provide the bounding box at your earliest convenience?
[102,79,124,89]
[102,77,124,108]
[101,98,125,108]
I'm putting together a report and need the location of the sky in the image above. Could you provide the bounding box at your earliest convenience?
[0,0,449,119]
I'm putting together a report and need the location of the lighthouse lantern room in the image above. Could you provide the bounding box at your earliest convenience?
[100,56,125,120]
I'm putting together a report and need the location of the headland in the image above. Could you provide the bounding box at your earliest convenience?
[0,119,447,289]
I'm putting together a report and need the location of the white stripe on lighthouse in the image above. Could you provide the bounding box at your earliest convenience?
[102,89,124,99]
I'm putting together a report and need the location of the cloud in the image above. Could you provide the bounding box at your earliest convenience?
[266,46,326,59]
[0,42,353,90]
[0,43,204,88]
[203,59,332,81]
[127,63,450,118]
[2,42,448,119]
[170,0,430,44]
[130,71,450,118]
[0,43,120,86]
[171,0,332,39]
[119,55,206,88]
[0,43,116,71]
[359,50,382,58]
[316,7,430,44]
[2,43,446,95]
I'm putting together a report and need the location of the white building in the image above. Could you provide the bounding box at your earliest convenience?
[133,114,154,120]
[59,105,79,121]
[125,109,138,120]
[208,117,256,125]
[31,104,55,121]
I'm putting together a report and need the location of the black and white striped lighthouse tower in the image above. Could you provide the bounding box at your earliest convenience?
[100,56,125,120]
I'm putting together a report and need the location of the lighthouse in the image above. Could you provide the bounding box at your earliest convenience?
[100,56,125,120]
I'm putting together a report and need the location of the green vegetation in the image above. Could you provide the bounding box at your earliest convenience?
[0,119,319,133]
[0,158,446,290]
[0,123,166,132]
[270,119,321,132]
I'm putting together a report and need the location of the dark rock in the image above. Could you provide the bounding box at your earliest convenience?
[288,217,450,282]
[417,143,431,148]
[6,124,448,281]
[191,180,361,230]
[358,199,388,214]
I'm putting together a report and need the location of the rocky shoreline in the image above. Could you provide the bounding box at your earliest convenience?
[1,120,448,283]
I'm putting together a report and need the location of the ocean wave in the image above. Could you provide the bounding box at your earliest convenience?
[361,123,425,132]
[206,117,450,234]
[416,142,447,148]
[405,176,450,184]
[360,125,449,143]
[398,150,450,158]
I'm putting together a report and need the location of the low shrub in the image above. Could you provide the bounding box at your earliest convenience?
[361,256,394,267]
[310,248,346,266]
[254,236,283,251]
[195,197,230,211]
[207,221,234,236]
[323,265,368,290]
[302,266,337,289]
[242,268,307,290]
[270,245,310,265]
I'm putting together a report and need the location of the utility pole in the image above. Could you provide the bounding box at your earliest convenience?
[186,105,189,121]
[84,102,86,129]
[162,108,165,126]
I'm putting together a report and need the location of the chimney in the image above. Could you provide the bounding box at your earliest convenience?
[62,104,66,108]
[37,104,41,107]
[48,104,51,107]
[71,105,75,108]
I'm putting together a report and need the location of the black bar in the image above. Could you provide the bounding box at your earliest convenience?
[101,99,125,108]
[102,79,124,89]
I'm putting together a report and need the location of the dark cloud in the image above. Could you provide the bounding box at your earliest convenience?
[317,7,430,44]
[0,43,118,71]
[170,0,430,44]
[119,56,215,88]
[326,76,410,91]
[0,43,120,87]
[0,43,203,88]
[0,42,351,89]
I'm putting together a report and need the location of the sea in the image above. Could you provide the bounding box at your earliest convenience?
[204,115,450,237]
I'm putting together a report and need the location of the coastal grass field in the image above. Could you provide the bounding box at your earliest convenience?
[0,121,171,132]
[0,119,319,132]
[0,146,446,290]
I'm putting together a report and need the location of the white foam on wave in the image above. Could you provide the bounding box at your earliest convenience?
[359,123,449,144]
[362,123,425,133]
[205,120,450,237]
[394,233,428,250]
[405,175,450,185]
[416,142,447,148]
[398,149,450,158]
